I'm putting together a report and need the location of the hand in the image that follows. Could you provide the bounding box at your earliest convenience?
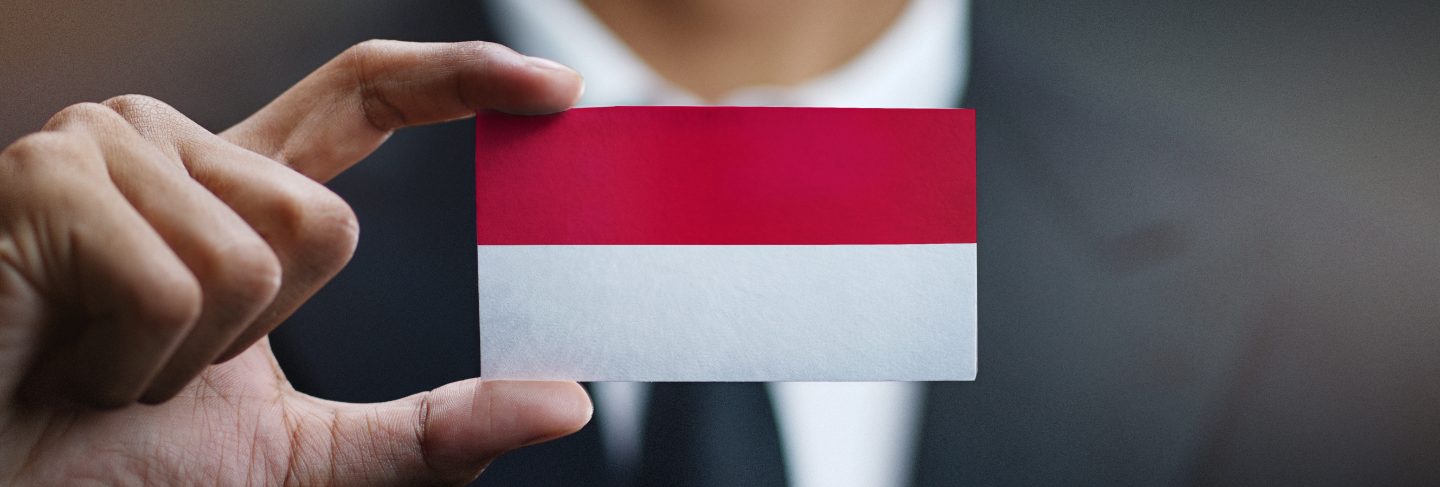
[0,40,590,485]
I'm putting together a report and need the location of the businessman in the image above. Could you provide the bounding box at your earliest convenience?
[4,0,1440,486]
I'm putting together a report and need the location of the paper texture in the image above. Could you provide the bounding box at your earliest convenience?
[479,244,975,381]
[475,106,976,381]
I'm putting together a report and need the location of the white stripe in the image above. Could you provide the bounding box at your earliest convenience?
[478,244,976,381]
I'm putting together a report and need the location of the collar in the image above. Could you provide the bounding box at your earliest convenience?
[489,0,968,108]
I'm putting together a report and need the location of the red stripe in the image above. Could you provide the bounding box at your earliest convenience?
[476,106,975,245]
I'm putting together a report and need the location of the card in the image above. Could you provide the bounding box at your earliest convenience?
[475,106,975,381]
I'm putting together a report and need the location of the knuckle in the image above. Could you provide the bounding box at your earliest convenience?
[5,132,80,160]
[131,269,204,332]
[101,94,182,135]
[342,39,410,131]
[0,133,107,213]
[450,40,502,59]
[45,102,124,130]
[101,93,165,112]
[271,185,360,273]
[344,39,400,62]
[204,238,283,306]
[1,131,100,171]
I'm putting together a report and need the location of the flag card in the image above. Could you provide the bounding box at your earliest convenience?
[476,106,975,381]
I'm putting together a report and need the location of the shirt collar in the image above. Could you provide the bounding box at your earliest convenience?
[489,0,968,109]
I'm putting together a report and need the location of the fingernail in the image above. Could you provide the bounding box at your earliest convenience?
[525,56,585,105]
[525,55,575,74]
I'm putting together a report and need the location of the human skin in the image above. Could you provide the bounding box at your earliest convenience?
[0,40,591,485]
[581,0,910,101]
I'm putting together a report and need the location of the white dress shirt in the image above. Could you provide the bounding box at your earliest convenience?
[487,1,969,485]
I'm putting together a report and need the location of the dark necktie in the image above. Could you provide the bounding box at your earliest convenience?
[635,382,789,486]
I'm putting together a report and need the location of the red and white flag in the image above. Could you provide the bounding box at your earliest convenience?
[476,106,975,381]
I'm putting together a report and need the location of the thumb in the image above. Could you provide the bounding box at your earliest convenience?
[293,380,592,486]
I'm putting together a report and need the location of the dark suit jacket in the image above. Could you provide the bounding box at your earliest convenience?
[271,1,1440,485]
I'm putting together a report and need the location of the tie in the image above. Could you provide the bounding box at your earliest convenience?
[636,382,789,486]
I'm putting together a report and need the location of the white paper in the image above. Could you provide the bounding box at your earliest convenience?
[478,244,976,381]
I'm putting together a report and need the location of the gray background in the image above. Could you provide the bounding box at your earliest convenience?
[4,1,1440,484]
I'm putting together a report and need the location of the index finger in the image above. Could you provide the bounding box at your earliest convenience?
[221,40,583,182]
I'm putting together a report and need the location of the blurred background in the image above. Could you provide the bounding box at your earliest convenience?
[4,1,1440,485]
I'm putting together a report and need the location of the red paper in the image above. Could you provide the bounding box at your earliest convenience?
[475,106,975,245]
